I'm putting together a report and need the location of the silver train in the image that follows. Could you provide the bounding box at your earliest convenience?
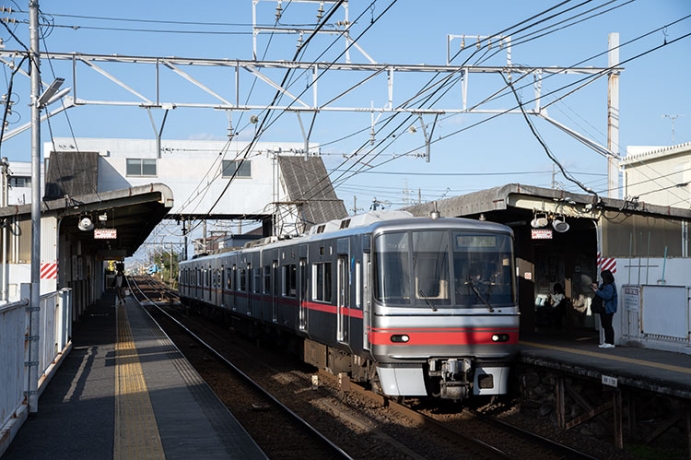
[178,210,519,400]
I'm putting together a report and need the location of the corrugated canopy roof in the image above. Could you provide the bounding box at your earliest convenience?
[278,156,348,229]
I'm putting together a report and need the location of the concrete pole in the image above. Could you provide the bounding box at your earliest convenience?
[29,0,42,414]
[1,157,9,303]
[607,33,620,199]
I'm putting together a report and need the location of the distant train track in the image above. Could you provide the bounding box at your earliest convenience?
[128,276,601,460]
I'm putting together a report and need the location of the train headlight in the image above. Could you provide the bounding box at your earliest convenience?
[491,334,510,342]
[390,335,410,343]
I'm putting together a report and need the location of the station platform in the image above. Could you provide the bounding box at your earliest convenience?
[2,292,267,460]
[517,328,691,400]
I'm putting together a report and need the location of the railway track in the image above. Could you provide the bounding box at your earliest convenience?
[127,276,623,460]
[128,276,351,460]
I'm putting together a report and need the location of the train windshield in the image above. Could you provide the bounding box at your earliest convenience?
[373,230,515,308]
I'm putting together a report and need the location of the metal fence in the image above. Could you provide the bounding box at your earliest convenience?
[0,287,72,457]
[0,297,28,446]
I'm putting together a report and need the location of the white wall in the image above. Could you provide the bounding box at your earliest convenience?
[47,137,317,219]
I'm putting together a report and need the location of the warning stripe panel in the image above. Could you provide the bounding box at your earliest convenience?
[597,253,617,274]
[40,263,58,280]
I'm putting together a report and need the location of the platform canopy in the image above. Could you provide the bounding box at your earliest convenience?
[0,183,174,260]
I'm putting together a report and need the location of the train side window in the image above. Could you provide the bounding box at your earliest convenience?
[253,268,261,294]
[355,261,361,308]
[239,268,247,292]
[313,262,332,302]
[283,264,297,297]
[228,265,236,290]
[263,266,271,293]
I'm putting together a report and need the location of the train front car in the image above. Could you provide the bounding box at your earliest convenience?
[368,217,518,400]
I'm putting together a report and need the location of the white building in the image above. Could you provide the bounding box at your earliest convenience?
[620,142,691,208]
[44,138,347,238]
[2,160,34,206]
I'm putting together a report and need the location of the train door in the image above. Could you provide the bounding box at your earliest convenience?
[362,234,372,352]
[195,268,200,299]
[230,264,237,311]
[219,265,225,308]
[272,260,278,322]
[246,263,252,315]
[337,253,350,344]
[299,258,308,331]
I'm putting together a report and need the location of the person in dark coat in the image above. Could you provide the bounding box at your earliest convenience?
[592,269,618,348]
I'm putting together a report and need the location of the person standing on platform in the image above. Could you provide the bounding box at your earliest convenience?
[592,269,618,348]
[549,283,566,329]
[114,269,126,305]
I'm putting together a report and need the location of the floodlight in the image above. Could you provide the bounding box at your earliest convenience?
[530,213,549,228]
[552,217,570,233]
[37,78,65,107]
[78,216,94,231]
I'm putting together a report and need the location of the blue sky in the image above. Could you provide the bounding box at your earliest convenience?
[2,0,690,214]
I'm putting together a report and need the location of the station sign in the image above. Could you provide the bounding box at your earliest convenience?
[94,228,118,239]
[531,229,553,240]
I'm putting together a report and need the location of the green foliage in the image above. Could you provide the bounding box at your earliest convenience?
[151,247,180,288]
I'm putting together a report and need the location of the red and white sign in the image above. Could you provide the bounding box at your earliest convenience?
[531,229,553,240]
[94,228,117,239]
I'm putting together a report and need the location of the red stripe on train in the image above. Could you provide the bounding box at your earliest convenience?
[368,328,519,346]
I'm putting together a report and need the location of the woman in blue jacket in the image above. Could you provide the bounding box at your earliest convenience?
[592,269,618,348]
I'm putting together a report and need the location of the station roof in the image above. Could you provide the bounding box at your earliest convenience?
[405,183,691,222]
[0,183,174,260]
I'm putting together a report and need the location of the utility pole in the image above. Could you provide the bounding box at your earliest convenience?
[351,196,364,215]
[1,157,9,302]
[28,0,41,414]
[607,33,620,199]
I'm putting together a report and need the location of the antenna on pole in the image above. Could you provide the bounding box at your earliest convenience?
[662,114,684,144]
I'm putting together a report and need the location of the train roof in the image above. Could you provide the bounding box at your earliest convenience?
[305,210,512,237]
[181,211,513,264]
[307,210,414,235]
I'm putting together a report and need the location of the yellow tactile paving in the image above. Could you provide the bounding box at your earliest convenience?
[115,304,166,460]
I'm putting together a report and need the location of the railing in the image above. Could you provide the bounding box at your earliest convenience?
[0,298,29,446]
[0,287,72,457]
[37,289,73,392]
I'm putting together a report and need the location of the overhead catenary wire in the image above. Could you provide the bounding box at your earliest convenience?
[182,0,355,235]
[5,2,689,243]
[294,2,640,201]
